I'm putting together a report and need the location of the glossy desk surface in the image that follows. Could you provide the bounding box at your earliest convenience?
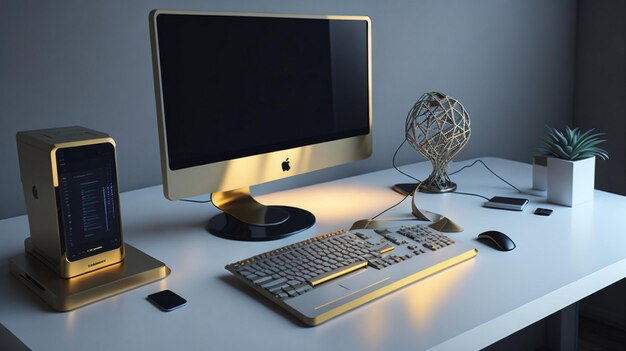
[1,158,625,350]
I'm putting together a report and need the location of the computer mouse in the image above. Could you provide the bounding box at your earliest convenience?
[477,231,516,251]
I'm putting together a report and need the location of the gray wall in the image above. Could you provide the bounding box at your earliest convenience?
[0,0,577,219]
[574,0,626,195]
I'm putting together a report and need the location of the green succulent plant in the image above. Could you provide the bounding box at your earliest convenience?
[539,126,609,161]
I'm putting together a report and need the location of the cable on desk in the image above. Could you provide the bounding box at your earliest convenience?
[451,191,490,201]
[367,136,423,219]
[391,150,491,201]
[449,159,521,193]
[371,193,410,220]
[179,194,213,204]
[389,135,518,197]
[371,184,421,220]
[392,138,420,182]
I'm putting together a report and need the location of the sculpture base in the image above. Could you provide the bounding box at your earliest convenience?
[9,238,170,311]
[418,181,457,193]
[392,182,457,195]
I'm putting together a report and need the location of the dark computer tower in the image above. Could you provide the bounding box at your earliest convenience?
[16,126,124,278]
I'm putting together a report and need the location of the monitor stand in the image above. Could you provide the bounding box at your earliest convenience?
[208,187,315,241]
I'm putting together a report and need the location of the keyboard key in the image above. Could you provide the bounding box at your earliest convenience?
[269,284,288,293]
[252,275,274,285]
[261,277,287,289]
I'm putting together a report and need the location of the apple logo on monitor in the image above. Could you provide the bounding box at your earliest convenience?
[281,158,291,172]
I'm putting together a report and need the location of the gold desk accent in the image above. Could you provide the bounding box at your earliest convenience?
[308,261,368,287]
[378,245,395,254]
[411,193,464,232]
[350,192,464,234]
[10,239,170,311]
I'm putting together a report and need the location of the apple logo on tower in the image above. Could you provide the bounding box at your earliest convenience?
[281,158,291,172]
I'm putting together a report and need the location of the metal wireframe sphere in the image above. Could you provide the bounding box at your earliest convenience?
[405,92,471,193]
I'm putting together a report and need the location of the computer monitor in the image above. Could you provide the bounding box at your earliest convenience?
[149,10,372,241]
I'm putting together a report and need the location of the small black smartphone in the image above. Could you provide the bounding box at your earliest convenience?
[147,290,187,311]
[534,208,553,216]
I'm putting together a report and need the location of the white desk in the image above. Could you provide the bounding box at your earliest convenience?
[1,158,625,350]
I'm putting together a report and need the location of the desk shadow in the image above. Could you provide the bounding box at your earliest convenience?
[218,274,309,328]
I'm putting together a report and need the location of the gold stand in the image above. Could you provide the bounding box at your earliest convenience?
[208,186,316,241]
[9,238,170,311]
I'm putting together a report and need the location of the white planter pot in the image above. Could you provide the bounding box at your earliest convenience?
[547,156,595,207]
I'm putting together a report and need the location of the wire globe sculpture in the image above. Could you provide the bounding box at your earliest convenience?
[405,92,471,193]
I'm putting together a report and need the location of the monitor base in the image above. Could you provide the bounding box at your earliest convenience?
[208,206,315,241]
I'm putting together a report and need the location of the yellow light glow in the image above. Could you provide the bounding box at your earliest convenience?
[355,299,391,351]
[403,259,476,328]
[260,183,406,228]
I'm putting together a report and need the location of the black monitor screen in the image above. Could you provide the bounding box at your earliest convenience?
[155,14,370,170]
[55,143,122,261]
